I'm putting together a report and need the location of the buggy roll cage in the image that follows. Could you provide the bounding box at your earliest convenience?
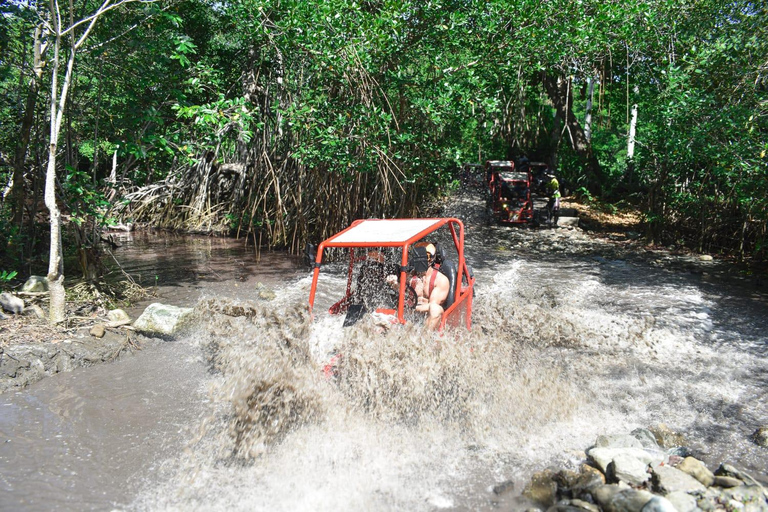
[308,218,474,330]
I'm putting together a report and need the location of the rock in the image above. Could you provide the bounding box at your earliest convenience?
[593,485,654,512]
[651,465,707,494]
[699,255,714,261]
[90,324,106,338]
[107,309,131,323]
[697,485,768,511]
[666,446,694,458]
[676,457,715,486]
[0,292,24,314]
[523,469,558,507]
[664,491,698,512]
[713,475,743,488]
[587,447,665,474]
[595,434,644,449]
[714,463,764,488]
[610,453,651,486]
[640,496,677,512]
[105,309,132,328]
[21,275,48,292]
[554,465,606,501]
[28,304,46,319]
[548,499,600,512]
[492,480,515,495]
[630,428,660,450]
[133,303,194,337]
[751,426,768,448]
[255,282,276,301]
[648,424,687,449]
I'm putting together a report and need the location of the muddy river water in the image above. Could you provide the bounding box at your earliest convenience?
[1,203,767,511]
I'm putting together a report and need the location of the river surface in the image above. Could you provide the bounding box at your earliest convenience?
[1,198,767,511]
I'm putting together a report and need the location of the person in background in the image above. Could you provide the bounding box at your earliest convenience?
[546,173,561,226]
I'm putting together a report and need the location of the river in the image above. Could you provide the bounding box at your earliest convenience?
[1,197,767,511]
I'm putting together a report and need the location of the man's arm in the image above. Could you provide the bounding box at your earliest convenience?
[429,274,450,306]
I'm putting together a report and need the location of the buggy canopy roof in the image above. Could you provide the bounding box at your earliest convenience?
[323,218,447,247]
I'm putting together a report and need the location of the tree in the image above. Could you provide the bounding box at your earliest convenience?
[41,0,158,323]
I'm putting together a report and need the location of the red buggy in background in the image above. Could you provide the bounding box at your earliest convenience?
[486,160,533,225]
[307,218,474,331]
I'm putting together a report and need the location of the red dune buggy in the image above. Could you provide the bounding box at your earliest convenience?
[307,218,474,331]
[486,160,533,224]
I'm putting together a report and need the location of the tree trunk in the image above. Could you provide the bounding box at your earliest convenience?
[45,11,78,324]
[584,76,596,143]
[627,100,638,184]
[12,25,47,228]
[541,73,602,186]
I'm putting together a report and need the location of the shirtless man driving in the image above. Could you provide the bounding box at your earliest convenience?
[388,243,449,330]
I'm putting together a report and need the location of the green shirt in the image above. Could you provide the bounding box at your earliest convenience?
[548,177,561,198]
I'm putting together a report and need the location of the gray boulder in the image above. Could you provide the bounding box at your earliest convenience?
[133,303,194,336]
[651,465,707,495]
[0,292,24,314]
[587,447,666,474]
[630,428,660,450]
[610,453,651,486]
[21,276,48,292]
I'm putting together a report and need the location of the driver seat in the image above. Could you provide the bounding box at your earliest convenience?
[438,260,458,309]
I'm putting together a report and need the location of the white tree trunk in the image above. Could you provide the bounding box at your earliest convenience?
[628,103,638,160]
[584,76,596,143]
[45,20,77,324]
[43,0,155,323]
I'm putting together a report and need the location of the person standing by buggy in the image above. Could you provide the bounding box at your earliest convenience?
[546,173,561,226]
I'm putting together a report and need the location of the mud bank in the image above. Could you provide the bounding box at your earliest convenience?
[0,327,145,394]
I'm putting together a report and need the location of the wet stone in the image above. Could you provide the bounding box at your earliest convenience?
[548,499,600,512]
[587,447,665,474]
[676,456,715,486]
[630,428,660,450]
[640,496,677,512]
[610,453,651,486]
[649,424,687,449]
[523,469,558,507]
[664,491,698,512]
[713,475,744,488]
[492,480,515,496]
[133,303,194,336]
[595,434,644,449]
[651,465,707,495]
[594,485,655,512]
[751,426,768,448]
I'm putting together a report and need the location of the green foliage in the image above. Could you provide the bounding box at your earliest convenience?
[0,270,19,283]
[0,0,765,261]
[61,167,113,227]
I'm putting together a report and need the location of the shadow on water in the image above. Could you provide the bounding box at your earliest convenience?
[104,230,307,308]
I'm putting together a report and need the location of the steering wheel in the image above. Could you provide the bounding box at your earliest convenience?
[386,280,419,310]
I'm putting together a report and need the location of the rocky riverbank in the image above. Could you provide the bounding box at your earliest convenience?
[504,426,768,512]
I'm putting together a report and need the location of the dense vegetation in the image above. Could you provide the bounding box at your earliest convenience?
[1,0,766,293]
